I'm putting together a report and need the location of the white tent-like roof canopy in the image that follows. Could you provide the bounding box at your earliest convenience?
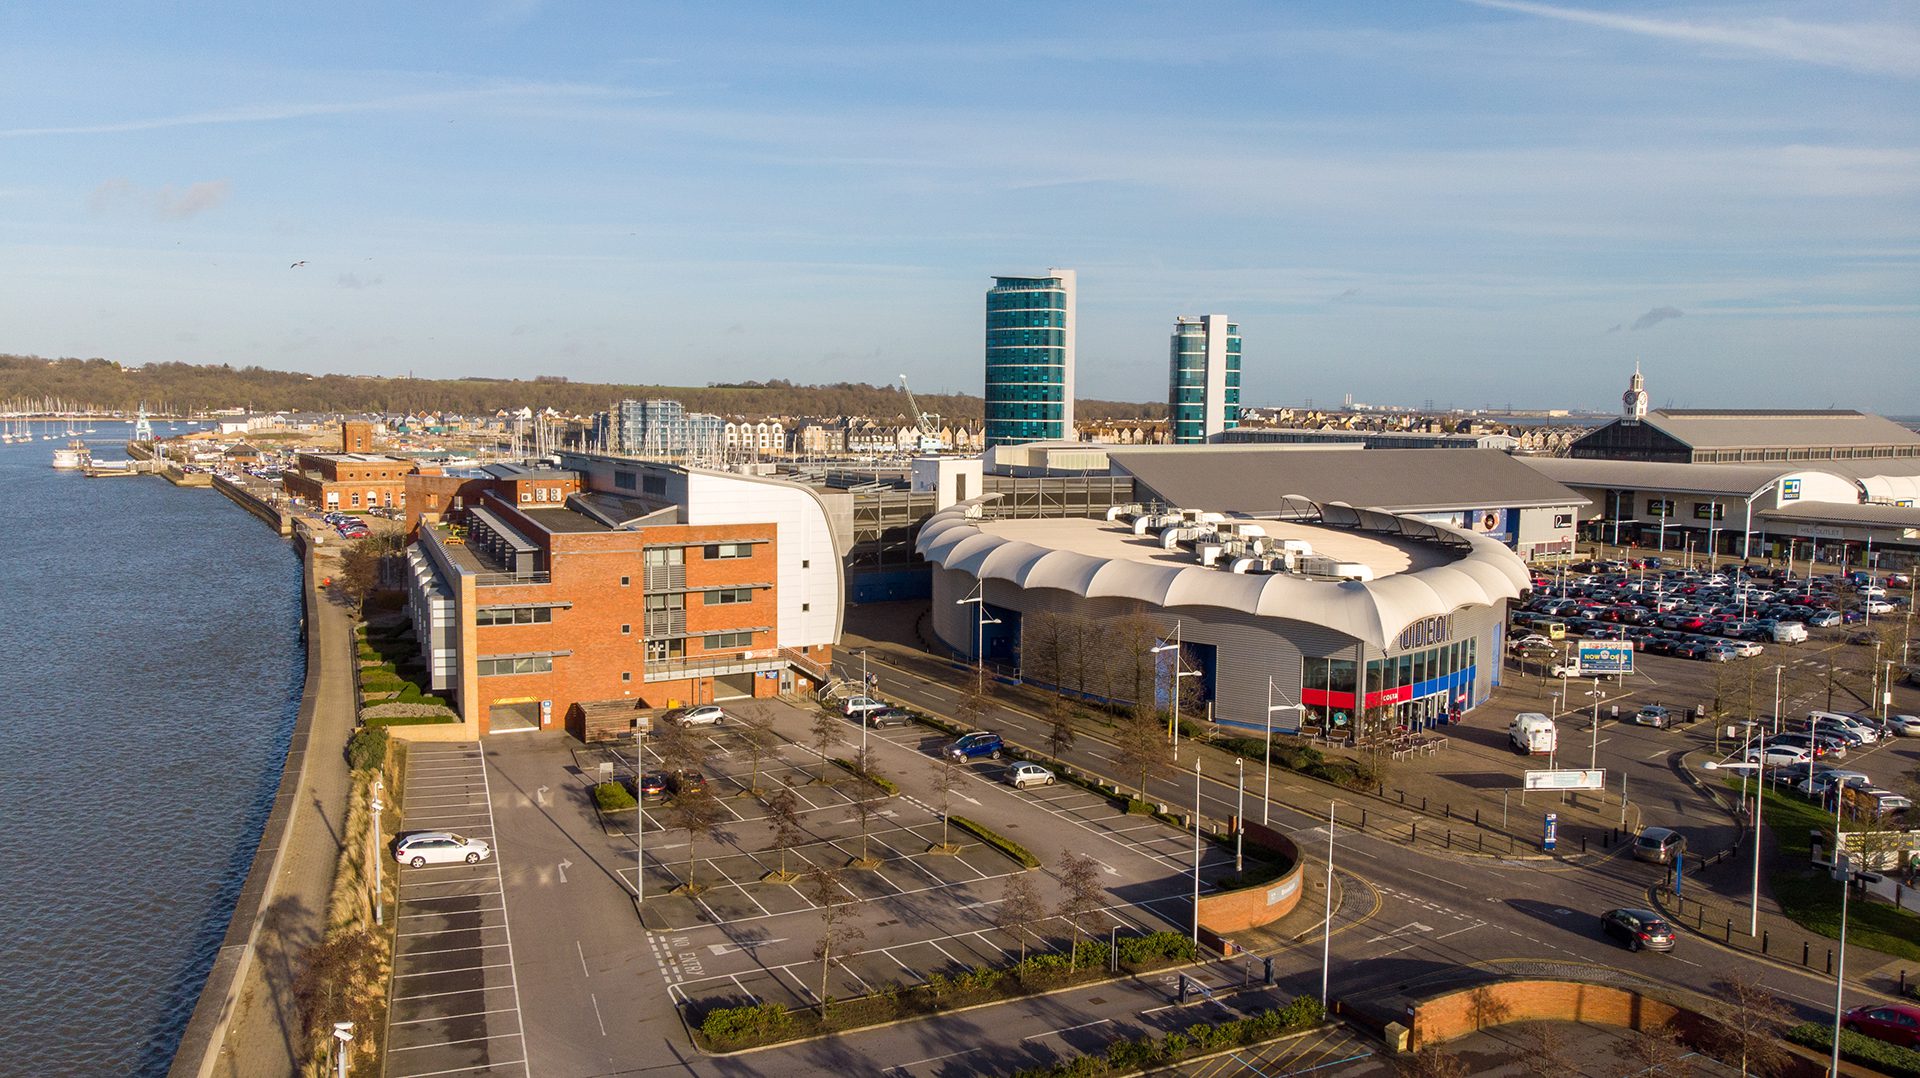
[917,498,1532,650]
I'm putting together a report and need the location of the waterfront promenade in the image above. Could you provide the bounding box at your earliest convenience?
[170,535,358,1078]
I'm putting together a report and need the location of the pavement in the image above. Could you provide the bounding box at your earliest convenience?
[207,542,359,1077]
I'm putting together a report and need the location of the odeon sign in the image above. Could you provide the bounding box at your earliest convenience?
[1394,613,1455,652]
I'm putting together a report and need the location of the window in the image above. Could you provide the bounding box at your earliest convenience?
[350,492,361,507]
[477,655,553,676]
[644,547,684,567]
[620,624,631,635]
[704,631,754,650]
[614,470,637,491]
[801,559,810,569]
[475,606,553,626]
[645,639,685,661]
[645,593,684,612]
[620,576,631,587]
[621,672,631,682]
[705,542,753,559]
[642,475,666,496]
[703,587,753,605]
[801,602,810,612]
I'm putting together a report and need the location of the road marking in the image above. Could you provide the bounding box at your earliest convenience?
[1023,1018,1114,1042]
[1366,922,1433,944]
[577,939,590,978]
[556,859,571,884]
[708,938,789,956]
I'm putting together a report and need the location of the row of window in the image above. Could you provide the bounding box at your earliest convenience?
[1301,639,1479,694]
[477,655,553,676]
[704,631,754,649]
[476,606,554,626]
[986,403,1065,420]
[705,587,754,605]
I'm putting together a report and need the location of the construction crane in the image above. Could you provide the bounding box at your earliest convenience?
[898,374,944,453]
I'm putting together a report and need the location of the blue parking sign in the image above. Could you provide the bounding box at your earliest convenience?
[1543,812,1558,851]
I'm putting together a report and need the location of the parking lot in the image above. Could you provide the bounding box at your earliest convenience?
[383,743,527,1078]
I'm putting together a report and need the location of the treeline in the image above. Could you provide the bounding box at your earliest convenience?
[0,355,1166,422]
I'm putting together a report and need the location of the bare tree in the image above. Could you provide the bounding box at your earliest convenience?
[810,705,844,783]
[1023,612,1064,688]
[1393,1045,1468,1078]
[1109,612,1160,707]
[1616,1021,1695,1078]
[667,784,727,894]
[1707,974,1790,1078]
[764,788,805,882]
[733,704,778,796]
[1466,986,1513,1032]
[845,747,885,868]
[1045,696,1077,763]
[808,865,864,1017]
[926,755,962,853]
[955,684,993,731]
[1113,705,1173,803]
[995,872,1047,964]
[1054,852,1107,971]
[1514,1022,1577,1077]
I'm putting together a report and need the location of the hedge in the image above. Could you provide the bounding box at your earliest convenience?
[947,815,1041,868]
[828,757,900,795]
[365,713,459,729]
[594,781,638,812]
[1008,996,1327,1078]
[1786,1022,1920,1077]
[346,726,389,772]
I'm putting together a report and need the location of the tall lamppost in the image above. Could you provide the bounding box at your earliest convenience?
[1190,757,1202,947]
[1321,800,1335,1009]
[371,780,385,927]
[1703,757,1764,936]
[1264,679,1305,826]
[634,719,647,910]
[1153,622,1199,761]
[1832,860,1854,1078]
[331,1022,354,1078]
[956,583,1000,695]
[1234,758,1245,874]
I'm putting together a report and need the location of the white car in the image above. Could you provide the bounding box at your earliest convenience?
[1510,633,1553,651]
[1744,744,1812,767]
[1887,714,1920,737]
[1548,661,1581,678]
[1728,640,1764,658]
[842,695,889,717]
[1861,600,1895,615]
[394,832,492,868]
[1007,763,1056,789]
[665,705,727,727]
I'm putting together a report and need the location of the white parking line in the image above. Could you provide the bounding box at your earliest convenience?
[396,906,505,921]
[389,1005,522,1027]
[387,1031,526,1053]
[388,1057,527,1078]
[398,940,513,960]
[394,961,516,979]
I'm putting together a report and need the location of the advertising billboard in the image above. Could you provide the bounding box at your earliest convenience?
[1576,640,1634,676]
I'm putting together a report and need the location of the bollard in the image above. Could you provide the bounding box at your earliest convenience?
[1446,830,1452,849]
[1263,956,1274,986]
[1803,941,1810,966]
[1726,918,1733,942]
[1827,949,1833,975]
[1763,931,1769,954]
[1421,797,1427,813]
[1478,833,1484,852]
[1361,810,1367,831]
[1582,836,1587,854]
[1475,809,1480,827]
[1411,822,1418,844]
[1446,803,1451,819]
[1901,970,1907,995]
[1378,784,1385,798]
[1399,790,1406,805]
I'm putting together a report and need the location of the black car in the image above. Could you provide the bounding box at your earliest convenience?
[1601,908,1676,952]
[636,772,668,799]
[667,770,708,795]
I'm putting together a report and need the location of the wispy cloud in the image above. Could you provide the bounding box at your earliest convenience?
[1630,306,1684,331]
[88,178,231,219]
[0,83,659,139]
[1462,0,1920,78]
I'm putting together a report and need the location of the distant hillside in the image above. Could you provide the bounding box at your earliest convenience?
[0,355,1166,422]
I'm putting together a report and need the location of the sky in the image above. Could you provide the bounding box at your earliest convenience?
[2,1,1916,412]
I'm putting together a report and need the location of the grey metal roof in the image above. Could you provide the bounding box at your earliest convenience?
[915,500,1531,649]
[1520,457,1800,495]
[1759,502,1920,528]
[1109,447,1586,514]
[1644,410,1920,450]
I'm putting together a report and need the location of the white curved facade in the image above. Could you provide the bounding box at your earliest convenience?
[918,499,1529,734]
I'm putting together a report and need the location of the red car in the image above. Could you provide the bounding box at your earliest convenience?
[1844,1003,1920,1049]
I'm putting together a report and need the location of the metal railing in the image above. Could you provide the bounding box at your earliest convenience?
[475,571,550,587]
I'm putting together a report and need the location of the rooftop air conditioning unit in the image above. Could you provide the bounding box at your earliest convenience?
[1197,542,1225,567]
[1330,562,1374,582]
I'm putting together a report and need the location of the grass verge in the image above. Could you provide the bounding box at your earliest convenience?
[1744,782,1920,963]
[1785,1022,1920,1077]
[1011,997,1326,1078]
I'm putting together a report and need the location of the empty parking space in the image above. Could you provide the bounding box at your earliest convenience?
[384,744,527,1078]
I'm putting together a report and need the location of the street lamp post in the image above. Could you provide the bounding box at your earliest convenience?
[956,584,999,695]
[331,1022,354,1078]
[1588,677,1602,773]
[1235,758,1245,874]
[1703,758,1766,937]
[1832,861,1853,1078]
[1153,623,1198,761]
[635,720,647,909]
[1321,800,1335,1009]
[1191,758,1201,947]
[372,781,385,927]
[1264,679,1305,826]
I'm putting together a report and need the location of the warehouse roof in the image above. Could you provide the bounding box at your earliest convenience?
[1642,410,1920,451]
[1109,447,1585,514]
[1519,457,1803,496]
[1759,502,1920,528]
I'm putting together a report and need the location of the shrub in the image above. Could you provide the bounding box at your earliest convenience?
[1786,1022,1920,1077]
[594,781,637,812]
[346,726,388,772]
[699,1001,795,1050]
[828,757,899,795]
[1117,931,1196,969]
[947,816,1041,868]
[365,713,458,729]
[1276,995,1327,1029]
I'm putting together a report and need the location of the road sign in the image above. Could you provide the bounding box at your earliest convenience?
[1543,812,1558,851]
[1524,769,1605,791]
[1576,640,1634,675]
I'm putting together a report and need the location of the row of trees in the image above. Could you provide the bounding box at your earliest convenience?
[0,354,1167,422]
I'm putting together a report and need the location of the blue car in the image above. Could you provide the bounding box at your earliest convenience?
[946,732,1005,761]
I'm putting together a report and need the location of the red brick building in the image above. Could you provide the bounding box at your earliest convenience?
[283,452,416,512]
[405,455,844,737]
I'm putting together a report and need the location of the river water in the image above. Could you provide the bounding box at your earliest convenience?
[0,422,305,1076]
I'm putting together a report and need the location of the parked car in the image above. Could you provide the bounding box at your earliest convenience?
[842,695,890,718]
[1805,610,1842,627]
[667,769,708,795]
[1843,1003,1920,1049]
[1745,743,1813,767]
[1631,705,1673,729]
[636,772,668,799]
[1887,714,1920,737]
[1601,908,1676,952]
[863,707,914,728]
[394,832,492,868]
[1632,827,1686,864]
[1006,763,1056,789]
[947,731,1005,761]
[664,705,726,727]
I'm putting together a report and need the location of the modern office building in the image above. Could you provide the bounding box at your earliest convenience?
[1168,314,1241,444]
[984,269,1076,448]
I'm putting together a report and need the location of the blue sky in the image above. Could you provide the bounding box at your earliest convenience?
[2,1,1916,411]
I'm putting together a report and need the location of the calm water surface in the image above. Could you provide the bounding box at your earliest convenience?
[0,422,304,1075]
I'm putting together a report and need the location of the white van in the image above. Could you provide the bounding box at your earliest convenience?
[1509,712,1558,755]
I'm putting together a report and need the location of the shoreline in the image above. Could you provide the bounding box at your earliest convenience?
[167,521,334,1078]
